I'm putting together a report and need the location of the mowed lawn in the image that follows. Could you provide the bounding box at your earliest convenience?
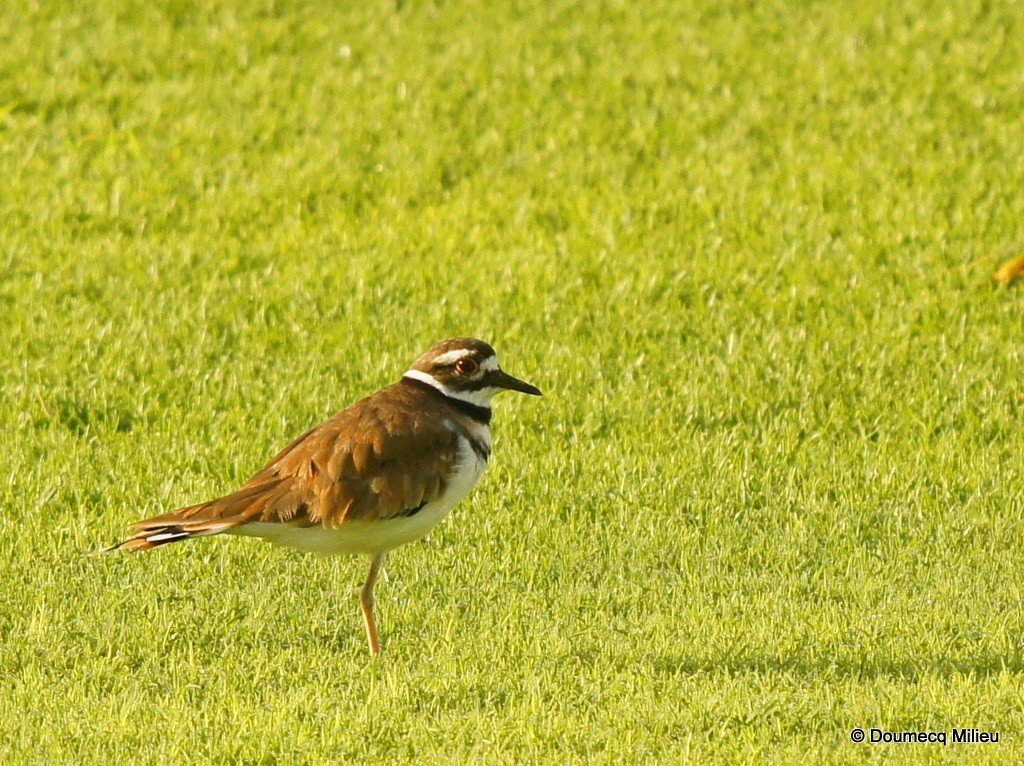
[2,0,1024,763]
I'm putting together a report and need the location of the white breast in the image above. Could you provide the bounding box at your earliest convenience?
[230,434,489,556]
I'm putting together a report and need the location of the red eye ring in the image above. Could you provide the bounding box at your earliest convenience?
[455,358,479,375]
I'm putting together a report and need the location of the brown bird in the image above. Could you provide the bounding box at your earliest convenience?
[98,338,542,655]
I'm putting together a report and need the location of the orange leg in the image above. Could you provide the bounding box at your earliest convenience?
[360,552,385,656]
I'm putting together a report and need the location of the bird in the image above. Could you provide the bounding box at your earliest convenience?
[97,337,542,655]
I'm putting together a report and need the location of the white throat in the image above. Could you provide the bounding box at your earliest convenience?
[403,370,497,407]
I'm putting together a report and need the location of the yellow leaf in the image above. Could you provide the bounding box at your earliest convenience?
[994,253,1024,285]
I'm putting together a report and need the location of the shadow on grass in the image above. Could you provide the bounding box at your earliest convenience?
[649,652,1024,681]
[45,397,137,436]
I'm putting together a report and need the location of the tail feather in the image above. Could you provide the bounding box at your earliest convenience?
[93,478,293,556]
[93,520,234,555]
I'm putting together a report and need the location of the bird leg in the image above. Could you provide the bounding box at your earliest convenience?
[360,551,385,656]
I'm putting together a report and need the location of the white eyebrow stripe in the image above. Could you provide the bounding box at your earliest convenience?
[432,349,474,366]
[432,349,499,368]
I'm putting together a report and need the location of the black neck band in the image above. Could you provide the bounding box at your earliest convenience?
[402,376,492,425]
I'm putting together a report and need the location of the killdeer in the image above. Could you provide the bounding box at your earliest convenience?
[98,338,541,655]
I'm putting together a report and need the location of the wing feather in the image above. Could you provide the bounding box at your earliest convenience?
[104,381,466,552]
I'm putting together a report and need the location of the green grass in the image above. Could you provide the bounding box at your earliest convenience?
[3,0,1024,762]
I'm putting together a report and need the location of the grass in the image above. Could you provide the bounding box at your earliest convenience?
[2,0,1024,762]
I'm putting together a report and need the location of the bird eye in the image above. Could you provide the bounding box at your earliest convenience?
[455,358,479,375]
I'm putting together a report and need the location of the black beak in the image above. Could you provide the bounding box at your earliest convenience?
[494,369,542,396]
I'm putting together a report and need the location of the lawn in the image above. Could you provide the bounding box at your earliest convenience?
[2,0,1024,763]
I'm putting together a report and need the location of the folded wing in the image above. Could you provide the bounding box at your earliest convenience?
[100,385,461,552]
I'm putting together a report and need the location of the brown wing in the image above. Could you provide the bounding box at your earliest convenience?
[249,393,462,527]
[123,383,461,539]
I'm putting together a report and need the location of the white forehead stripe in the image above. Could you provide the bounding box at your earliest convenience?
[479,356,499,371]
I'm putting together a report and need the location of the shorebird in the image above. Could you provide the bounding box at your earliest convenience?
[98,338,541,655]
